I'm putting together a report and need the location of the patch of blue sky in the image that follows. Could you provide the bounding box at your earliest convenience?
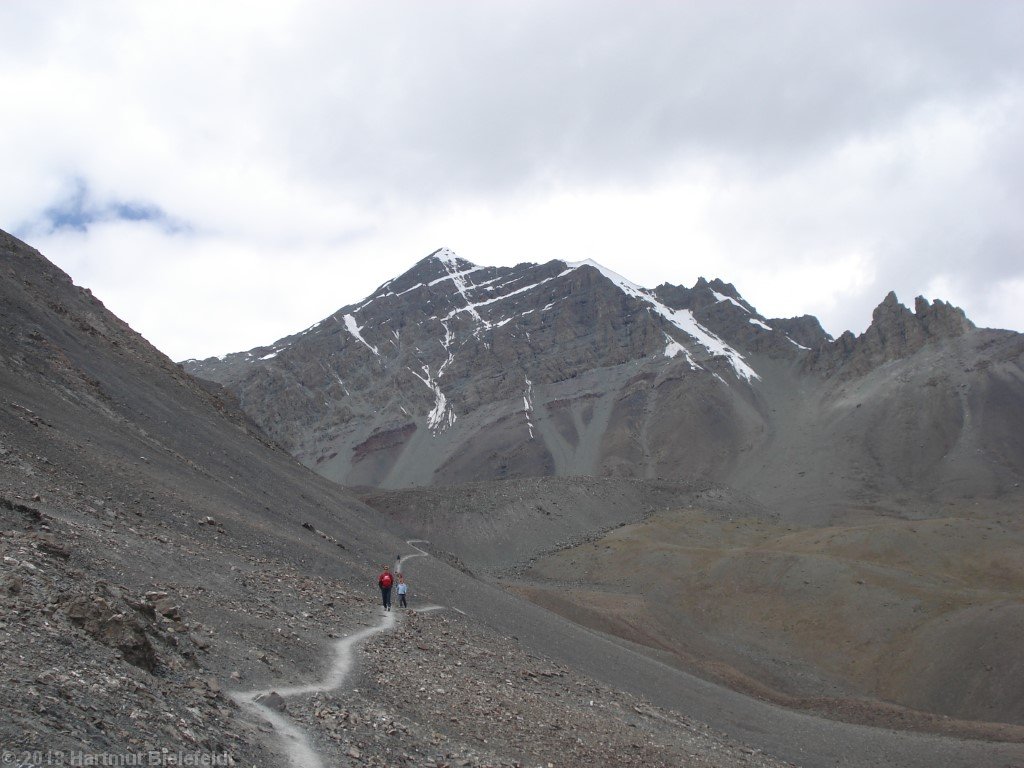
[21,177,189,236]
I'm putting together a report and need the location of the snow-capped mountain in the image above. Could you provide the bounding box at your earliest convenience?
[185,248,1023,514]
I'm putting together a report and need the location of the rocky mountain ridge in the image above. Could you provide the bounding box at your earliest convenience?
[186,248,1024,514]
[810,290,976,376]
[0,229,806,766]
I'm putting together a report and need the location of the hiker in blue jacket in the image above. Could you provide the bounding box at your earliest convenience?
[396,574,408,608]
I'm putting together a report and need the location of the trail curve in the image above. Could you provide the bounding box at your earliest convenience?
[230,541,437,767]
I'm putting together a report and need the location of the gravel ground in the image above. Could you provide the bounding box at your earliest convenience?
[254,602,794,768]
[0,494,789,768]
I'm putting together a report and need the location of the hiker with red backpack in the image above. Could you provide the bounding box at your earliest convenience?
[378,565,394,611]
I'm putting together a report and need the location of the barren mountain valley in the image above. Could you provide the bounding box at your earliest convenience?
[4,229,1024,768]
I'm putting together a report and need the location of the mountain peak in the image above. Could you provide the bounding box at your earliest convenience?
[913,295,975,337]
[868,291,974,340]
[426,246,466,265]
[423,247,479,273]
[377,248,482,296]
[561,258,645,293]
[812,291,977,375]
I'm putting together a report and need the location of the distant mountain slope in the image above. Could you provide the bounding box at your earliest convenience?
[186,248,1024,514]
[186,249,790,487]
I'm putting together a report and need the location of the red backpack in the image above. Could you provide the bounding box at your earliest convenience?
[379,572,393,588]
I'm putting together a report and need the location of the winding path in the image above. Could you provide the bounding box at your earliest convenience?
[230,538,1024,768]
[230,540,437,768]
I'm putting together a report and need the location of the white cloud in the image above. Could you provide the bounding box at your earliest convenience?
[2,0,1023,358]
[978,277,1024,332]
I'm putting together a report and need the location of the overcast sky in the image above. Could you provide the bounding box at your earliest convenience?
[2,1,1022,361]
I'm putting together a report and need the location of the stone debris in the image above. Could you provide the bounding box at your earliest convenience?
[279,609,793,768]
[0,518,264,764]
[254,691,287,712]
[63,593,158,672]
[301,521,345,548]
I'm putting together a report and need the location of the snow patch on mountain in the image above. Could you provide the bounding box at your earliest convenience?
[396,283,425,296]
[438,321,455,376]
[410,365,456,432]
[565,260,759,382]
[429,266,485,288]
[523,377,535,439]
[343,314,379,355]
[441,275,561,326]
[437,254,489,335]
[662,333,701,370]
[430,247,462,267]
[713,290,750,312]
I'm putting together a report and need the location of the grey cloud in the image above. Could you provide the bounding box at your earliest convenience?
[5,0,1024,356]
[256,1,1024,197]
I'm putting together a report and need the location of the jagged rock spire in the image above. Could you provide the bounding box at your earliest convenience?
[811,291,976,375]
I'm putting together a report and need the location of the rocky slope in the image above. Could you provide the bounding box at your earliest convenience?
[185,248,1024,519]
[184,245,1024,735]
[1,229,804,767]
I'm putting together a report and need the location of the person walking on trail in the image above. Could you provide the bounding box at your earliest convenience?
[378,565,394,611]
[396,574,408,608]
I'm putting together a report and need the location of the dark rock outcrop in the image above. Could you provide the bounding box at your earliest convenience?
[810,291,976,376]
[766,315,831,349]
[64,594,158,672]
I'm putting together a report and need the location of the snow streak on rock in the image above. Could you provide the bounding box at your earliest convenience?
[564,259,759,382]
[419,249,570,339]
[435,250,490,337]
[713,290,750,312]
[319,361,350,397]
[343,314,379,355]
[411,365,456,433]
[523,377,535,439]
[438,320,455,377]
[662,332,700,370]
[441,274,561,327]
